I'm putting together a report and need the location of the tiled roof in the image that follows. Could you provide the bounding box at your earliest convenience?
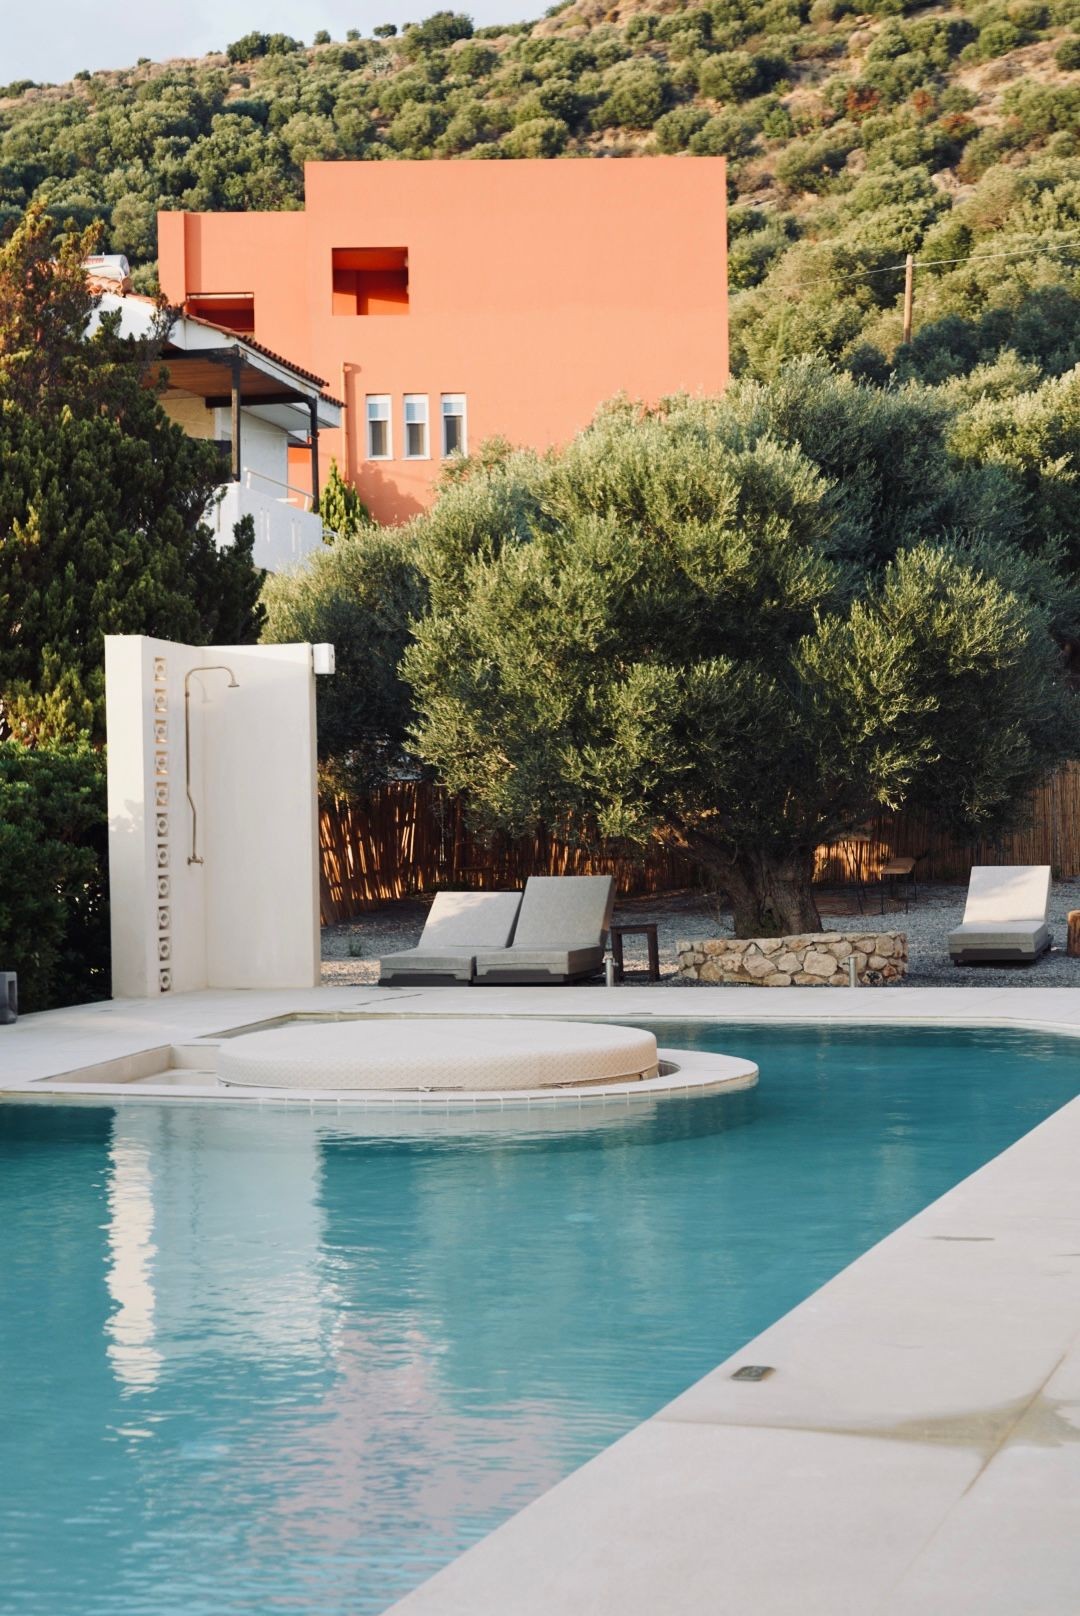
[176,311,340,402]
[87,281,343,407]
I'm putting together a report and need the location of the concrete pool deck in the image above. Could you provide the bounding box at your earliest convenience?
[6,982,1080,1613]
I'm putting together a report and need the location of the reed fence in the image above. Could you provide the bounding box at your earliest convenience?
[320,763,1080,924]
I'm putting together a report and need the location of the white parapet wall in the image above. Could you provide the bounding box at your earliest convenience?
[105,635,326,997]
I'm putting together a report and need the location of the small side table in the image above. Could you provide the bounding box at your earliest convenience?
[610,922,661,983]
[879,856,917,913]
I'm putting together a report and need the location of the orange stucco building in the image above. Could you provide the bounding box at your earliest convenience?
[159,157,728,525]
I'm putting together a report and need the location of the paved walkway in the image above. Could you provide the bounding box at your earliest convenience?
[389,1087,1080,1615]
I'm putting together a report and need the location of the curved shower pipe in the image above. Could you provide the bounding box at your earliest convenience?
[183,665,239,865]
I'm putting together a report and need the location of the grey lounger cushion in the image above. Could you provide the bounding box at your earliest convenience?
[379,945,478,984]
[948,865,1052,963]
[470,945,606,984]
[380,890,522,983]
[948,920,1050,961]
[474,876,615,984]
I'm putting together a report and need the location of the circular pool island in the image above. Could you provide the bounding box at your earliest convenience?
[218,1017,662,1092]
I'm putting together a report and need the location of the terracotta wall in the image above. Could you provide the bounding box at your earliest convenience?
[159,157,729,524]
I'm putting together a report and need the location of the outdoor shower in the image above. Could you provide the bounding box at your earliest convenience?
[184,665,239,865]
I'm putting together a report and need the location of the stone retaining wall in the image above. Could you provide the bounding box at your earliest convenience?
[675,931,908,986]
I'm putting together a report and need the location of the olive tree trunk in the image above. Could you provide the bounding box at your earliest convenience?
[706,849,822,938]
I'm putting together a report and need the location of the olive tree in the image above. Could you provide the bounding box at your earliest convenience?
[261,528,424,796]
[405,369,1080,936]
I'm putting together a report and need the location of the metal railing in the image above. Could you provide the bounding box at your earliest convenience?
[242,467,315,512]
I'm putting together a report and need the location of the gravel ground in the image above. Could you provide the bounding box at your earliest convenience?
[322,881,1080,989]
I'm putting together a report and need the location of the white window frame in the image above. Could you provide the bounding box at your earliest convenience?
[403,394,430,460]
[366,394,392,461]
[441,393,468,458]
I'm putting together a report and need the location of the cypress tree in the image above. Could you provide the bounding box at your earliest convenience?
[0,205,264,744]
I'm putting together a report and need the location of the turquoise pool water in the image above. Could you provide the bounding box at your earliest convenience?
[2,1021,1078,1616]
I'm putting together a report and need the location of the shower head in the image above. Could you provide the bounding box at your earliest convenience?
[184,664,240,698]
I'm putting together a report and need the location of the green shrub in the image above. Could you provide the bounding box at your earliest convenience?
[1001,79,1080,135]
[225,32,301,64]
[759,96,795,137]
[654,104,711,150]
[656,8,714,45]
[728,222,792,285]
[1055,33,1080,66]
[698,50,762,99]
[501,114,569,155]
[1008,0,1049,24]
[625,14,657,42]
[862,120,964,170]
[0,743,109,1013]
[595,62,668,127]
[388,100,447,152]
[377,70,443,114]
[775,130,855,190]
[438,101,500,152]
[861,50,935,106]
[452,42,498,77]
[512,76,588,126]
[321,459,372,541]
[956,124,1025,178]
[402,11,474,56]
[978,18,1023,54]
[690,109,761,155]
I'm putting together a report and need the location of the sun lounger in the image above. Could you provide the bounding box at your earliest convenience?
[947,865,1052,965]
[379,891,522,985]
[473,875,615,985]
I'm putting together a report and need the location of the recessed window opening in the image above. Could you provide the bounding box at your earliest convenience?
[404,395,429,460]
[332,248,409,316]
[366,395,392,460]
[187,293,255,335]
[441,394,467,458]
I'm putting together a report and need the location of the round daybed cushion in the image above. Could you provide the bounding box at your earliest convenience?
[217,1017,660,1092]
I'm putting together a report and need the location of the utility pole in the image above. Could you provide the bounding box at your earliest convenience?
[902,253,915,346]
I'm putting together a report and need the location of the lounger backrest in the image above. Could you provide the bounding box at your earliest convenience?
[962,865,1051,924]
[511,875,616,949]
[419,891,522,948]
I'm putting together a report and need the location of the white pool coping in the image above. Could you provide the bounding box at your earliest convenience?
[7,1048,755,1112]
[6,981,1080,1613]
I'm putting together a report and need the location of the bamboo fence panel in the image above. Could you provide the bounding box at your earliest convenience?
[319,782,699,923]
[320,764,1080,924]
[812,762,1080,886]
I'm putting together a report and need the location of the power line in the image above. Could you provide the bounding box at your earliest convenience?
[779,233,1080,290]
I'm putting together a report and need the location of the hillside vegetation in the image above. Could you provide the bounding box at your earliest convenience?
[0,0,1078,379]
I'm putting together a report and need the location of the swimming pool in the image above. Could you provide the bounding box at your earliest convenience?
[2,1021,1078,1616]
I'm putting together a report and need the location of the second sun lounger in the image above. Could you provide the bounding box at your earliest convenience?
[947,864,1052,965]
[379,891,522,985]
[473,875,615,985]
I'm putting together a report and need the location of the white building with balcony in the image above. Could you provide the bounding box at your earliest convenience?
[90,291,343,573]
